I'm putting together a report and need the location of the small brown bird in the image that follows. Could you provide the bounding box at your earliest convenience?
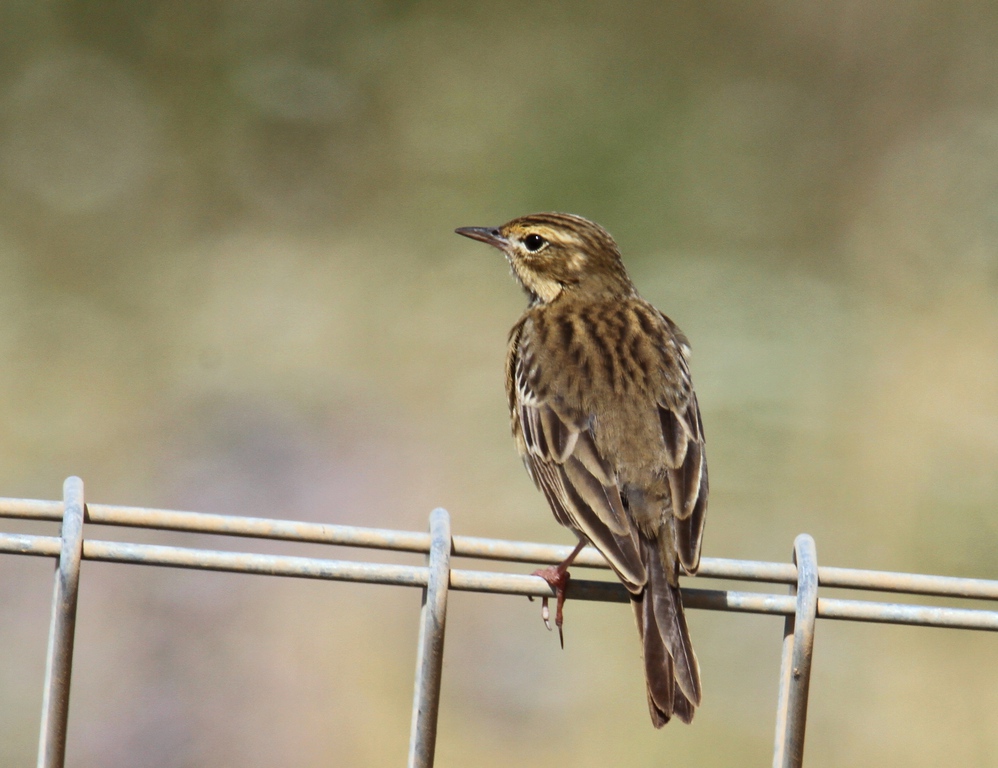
[456,212,708,726]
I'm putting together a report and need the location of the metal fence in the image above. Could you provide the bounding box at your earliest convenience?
[2,477,997,768]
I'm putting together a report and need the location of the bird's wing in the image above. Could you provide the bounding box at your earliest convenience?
[655,321,708,575]
[510,330,647,591]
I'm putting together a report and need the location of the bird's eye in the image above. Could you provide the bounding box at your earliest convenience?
[523,234,546,252]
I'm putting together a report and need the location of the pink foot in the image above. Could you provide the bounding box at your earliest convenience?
[532,565,571,648]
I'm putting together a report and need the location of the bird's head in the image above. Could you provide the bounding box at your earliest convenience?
[456,212,634,304]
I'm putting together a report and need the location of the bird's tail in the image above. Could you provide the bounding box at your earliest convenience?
[631,539,702,727]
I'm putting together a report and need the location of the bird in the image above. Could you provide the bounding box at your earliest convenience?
[456,212,708,726]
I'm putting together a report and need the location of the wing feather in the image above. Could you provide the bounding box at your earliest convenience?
[513,336,645,588]
[572,430,615,486]
[563,455,628,535]
[540,406,578,462]
[661,395,708,573]
[657,405,690,468]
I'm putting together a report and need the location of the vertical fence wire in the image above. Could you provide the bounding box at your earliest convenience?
[407,508,452,768]
[37,477,85,768]
[772,534,819,768]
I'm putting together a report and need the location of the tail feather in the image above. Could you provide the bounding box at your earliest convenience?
[632,539,701,727]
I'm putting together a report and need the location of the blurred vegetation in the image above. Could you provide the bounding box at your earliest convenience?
[0,1,996,766]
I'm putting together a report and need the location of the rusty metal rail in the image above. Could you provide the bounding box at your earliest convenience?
[1,478,996,768]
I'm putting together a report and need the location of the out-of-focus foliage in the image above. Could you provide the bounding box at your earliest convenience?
[0,2,996,766]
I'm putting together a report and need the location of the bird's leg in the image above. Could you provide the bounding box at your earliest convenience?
[531,539,587,648]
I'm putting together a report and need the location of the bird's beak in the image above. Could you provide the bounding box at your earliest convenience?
[455,226,509,249]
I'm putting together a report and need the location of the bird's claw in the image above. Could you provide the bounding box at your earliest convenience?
[532,565,570,647]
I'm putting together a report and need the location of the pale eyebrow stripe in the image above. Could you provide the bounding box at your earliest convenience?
[533,228,583,247]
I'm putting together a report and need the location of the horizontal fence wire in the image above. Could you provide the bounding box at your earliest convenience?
[1,498,996,632]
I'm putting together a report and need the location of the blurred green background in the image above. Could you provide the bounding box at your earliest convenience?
[1,1,996,766]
